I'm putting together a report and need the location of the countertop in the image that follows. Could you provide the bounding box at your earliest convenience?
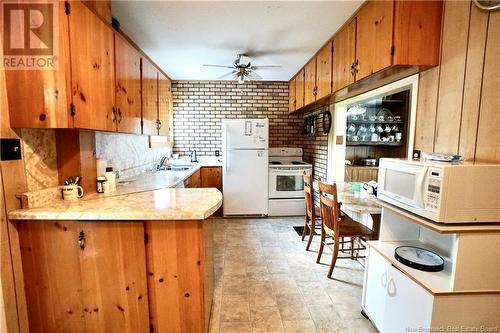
[9,160,223,221]
[9,188,222,221]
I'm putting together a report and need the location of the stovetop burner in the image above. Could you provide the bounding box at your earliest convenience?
[291,161,306,165]
[269,161,282,165]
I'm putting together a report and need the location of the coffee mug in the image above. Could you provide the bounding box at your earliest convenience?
[62,185,84,201]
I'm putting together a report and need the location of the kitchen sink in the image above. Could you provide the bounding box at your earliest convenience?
[157,165,192,171]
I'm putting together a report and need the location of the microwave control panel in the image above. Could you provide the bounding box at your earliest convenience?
[426,168,442,211]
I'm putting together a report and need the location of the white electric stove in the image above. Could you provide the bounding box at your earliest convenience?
[268,148,312,216]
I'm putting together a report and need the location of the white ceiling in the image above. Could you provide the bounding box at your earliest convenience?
[112,1,363,81]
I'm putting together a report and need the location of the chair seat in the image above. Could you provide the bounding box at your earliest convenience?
[323,215,374,238]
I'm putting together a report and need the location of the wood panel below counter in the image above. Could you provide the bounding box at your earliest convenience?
[17,219,214,333]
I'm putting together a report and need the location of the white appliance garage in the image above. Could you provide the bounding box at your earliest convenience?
[222,118,269,216]
[268,148,312,216]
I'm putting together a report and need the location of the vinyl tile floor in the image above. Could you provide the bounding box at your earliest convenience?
[208,216,377,333]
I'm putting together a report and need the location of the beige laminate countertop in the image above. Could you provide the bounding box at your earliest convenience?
[9,160,223,221]
[9,188,222,221]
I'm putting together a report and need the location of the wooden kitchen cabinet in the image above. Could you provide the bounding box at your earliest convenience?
[184,169,201,188]
[332,19,356,92]
[295,69,305,109]
[288,78,296,113]
[158,72,173,138]
[82,0,112,24]
[141,58,159,135]
[355,0,394,81]
[17,221,149,333]
[201,167,223,215]
[5,1,72,129]
[114,34,142,134]
[304,58,317,106]
[69,1,116,131]
[315,40,333,100]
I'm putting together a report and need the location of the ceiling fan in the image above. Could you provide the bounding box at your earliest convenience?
[203,53,281,84]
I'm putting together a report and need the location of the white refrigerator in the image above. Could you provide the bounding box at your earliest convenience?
[222,119,269,216]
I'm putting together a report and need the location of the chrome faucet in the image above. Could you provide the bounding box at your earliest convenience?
[190,150,198,163]
[157,156,168,170]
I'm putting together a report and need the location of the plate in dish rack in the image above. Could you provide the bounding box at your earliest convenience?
[394,246,444,272]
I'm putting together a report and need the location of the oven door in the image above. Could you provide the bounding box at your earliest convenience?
[269,167,311,199]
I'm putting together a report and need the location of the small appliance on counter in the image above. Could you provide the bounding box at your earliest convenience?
[268,148,312,216]
[377,158,500,223]
[222,119,269,216]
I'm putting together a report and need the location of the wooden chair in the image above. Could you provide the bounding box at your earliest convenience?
[317,180,379,278]
[301,173,321,251]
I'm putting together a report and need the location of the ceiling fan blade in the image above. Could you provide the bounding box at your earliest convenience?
[250,65,282,70]
[203,64,235,69]
[217,71,237,80]
[244,71,262,80]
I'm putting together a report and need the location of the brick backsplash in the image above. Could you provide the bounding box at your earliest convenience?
[172,80,329,180]
[172,81,302,155]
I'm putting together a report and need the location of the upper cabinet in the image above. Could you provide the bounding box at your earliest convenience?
[5,2,71,128]
[142,59,159,136]
[333,19,356,93]
[290,0,443,112]
[304,59,317,105]
[115,34,142,134]
[69,1,115,131]
[5,0,173,140]
[295,69,305,110]
[288,78,296,113]
[355,0,394,81]
[158,73,173,138]
[316,40,333,100]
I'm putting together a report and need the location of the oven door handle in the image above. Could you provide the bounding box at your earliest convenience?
[269,168,311,174]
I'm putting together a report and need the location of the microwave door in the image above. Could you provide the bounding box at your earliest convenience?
[379,164,427,209]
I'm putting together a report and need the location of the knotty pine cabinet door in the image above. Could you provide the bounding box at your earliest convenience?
[17,221,149,333]
[295,69,305,109]
[5,1,72,129]
[304,58,317,106]
[316,40,333,100]
[158,73,172,137]
[355,0,394,81]
[141,59,159,135]
[115,34,142,134]
[68,1,116,131]
[332,19,356,92]
[288,78,296,112]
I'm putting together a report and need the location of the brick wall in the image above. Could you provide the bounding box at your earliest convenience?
[172,81,302,155]
[172,80,329,180]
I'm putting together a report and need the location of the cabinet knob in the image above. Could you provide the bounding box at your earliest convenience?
[78,230,86,250]
[156,120,162,130]
[387,277,396,297]
[111,107,116,122]
[380,271,387,288]
[117,109,123,124]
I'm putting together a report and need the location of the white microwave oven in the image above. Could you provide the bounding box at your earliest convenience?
[377,158,500,223]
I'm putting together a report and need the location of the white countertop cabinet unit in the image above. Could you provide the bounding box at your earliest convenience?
[361,202,500,332]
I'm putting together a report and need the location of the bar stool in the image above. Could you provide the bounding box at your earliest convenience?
[317,180,379,278]
[301,173,321,251]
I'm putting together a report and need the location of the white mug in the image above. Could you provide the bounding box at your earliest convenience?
[62,185,84,201]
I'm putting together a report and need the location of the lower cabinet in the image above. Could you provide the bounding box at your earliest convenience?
[184,169,201,188]
[18,221,149,333]
[200,167,223,216]
[363,248,433,332]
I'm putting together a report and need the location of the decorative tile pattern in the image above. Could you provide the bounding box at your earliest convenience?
[209,217,377,333]
[95,132,172,179]
[20,129,58,191]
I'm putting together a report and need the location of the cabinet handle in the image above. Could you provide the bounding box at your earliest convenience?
[156,120,161,130]
[380,271,387,288]
[118,109,123,123]
[78,230,86,250]
[350,62,355,76]
[111,107,116,123]
[354,59,360,73]
[387,277,396,297]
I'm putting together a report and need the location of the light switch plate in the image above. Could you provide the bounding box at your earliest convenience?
[1,138,22,160]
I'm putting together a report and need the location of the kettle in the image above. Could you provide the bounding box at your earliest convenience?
[190,150,198,163]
